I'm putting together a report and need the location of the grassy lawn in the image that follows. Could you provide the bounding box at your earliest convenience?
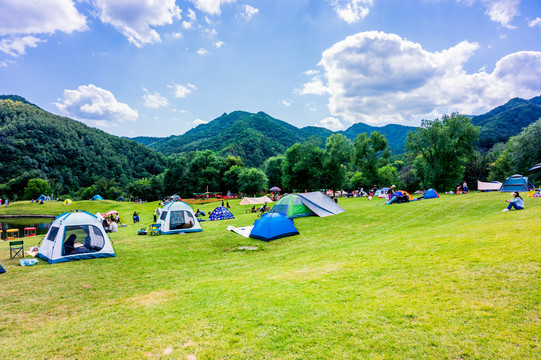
[0,192,539,359]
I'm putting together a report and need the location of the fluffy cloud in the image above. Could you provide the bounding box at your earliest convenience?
[0,36,45,57]
[318,117,345,131]
[196,48,209,55]
[0,0,87,36]
[481,0,520,28]
[143,88,168,108]
[303,31,541,126]
[55,84,138,127]
[281,99,293,106]
[214,41,224,48]
[529,17,541,29]
[328,0,373,23]
[193,118,208,125]
[0,0,87,57]
[241,5,259,20]
[92,0,181,48]
[459,0,520,28]
[172,83,197,98]
[190,0,235,15]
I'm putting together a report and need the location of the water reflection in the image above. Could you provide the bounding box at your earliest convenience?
[0,218,53,239]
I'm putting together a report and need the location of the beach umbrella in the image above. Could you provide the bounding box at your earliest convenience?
[269,187,281,192]
[528,163,541,171]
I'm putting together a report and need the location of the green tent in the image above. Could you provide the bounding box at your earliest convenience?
[270,194,315,218]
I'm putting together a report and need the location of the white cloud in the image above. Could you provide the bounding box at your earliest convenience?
[92,0,181,48]
[172,32,183,39]
[304,31,541,126]
[281,99,293,106]
[172,83,197,98]
[481,0,520,28]
[296,77,329,95]
[214,41,224,48]
[0,36,45,57]
[318,117,345,131]
[193,118,208,125]
[55,84,138,127]
[529,17,541,29]
[182,21,193,29]
[190,0,235,15]
[143,88,168,108]
[0,0,87,36]
[196,48,209,55]
[328,0,373,24]
[0,0,86,56]
[459,0,520,28]
[241,5,259,20]
[187,8,197,21]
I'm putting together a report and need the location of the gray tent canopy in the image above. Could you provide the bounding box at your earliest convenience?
[295,192,345,217]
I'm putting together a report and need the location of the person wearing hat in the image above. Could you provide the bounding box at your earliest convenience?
[502,192,524,212]
[388,185,396,200]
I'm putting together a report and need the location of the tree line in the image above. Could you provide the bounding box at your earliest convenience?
[4,101,541,202]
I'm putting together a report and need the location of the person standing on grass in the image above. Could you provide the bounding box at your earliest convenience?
[503,192,524,212]
[463,181,468,193]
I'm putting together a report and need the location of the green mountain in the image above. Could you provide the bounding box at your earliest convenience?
[472,95,541,148]
[135,111,417,167]
[0,98,166,199]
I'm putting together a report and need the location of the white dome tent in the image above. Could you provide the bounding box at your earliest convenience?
[37,210,116,264]
[158,201,202,234]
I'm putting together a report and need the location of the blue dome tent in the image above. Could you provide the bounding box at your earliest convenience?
[208,206,234,221]
[92,195,104,201]
[424,189,439,199]
[249,212,299,242]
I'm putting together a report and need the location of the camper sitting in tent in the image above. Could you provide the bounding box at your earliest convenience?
[502,192,524,212]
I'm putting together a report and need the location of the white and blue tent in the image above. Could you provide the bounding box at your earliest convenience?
[158,201,202,234]
[37,211,115,264]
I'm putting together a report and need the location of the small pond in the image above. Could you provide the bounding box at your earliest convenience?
[0,218,53,239]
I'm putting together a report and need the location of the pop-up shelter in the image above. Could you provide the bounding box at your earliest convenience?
[477,180,503,191]
[424,188,439,199]
[38,195,49,201]
[37,210,116,264]
[209,206,235,221]
[92,194,103,201]
[270,192,345,218]
[158,201,202,234]
[374,188,390,198]
[249,212,299,241]
[499,174,535,192]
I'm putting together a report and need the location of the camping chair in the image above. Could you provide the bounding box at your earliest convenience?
[149,223,161,236]
[10,240,24,259]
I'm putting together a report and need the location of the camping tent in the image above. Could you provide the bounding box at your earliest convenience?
[249,212,299,241]
[398,190,414,200]
[63,199,73,205]
[499,174,535,192]
[0,261,6,274]
[374,188,390,198]
[424,188,439,199]
[528,163,541,172]
[239,195,273,205]
[116,196,125,202]
[208,206,235,221]
[38,195,49,201]
[270,192,345,218]
[477,180,502,191]
[385,190,414,205]
[92,195,103,201]
[158,201,202,234]
[37,211,116,264]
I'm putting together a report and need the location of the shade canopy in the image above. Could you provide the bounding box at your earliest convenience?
[239,196,273,205]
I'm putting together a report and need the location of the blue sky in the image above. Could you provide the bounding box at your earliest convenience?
[1,0,540,137]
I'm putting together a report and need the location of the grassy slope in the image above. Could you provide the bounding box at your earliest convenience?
[0,193,539,359]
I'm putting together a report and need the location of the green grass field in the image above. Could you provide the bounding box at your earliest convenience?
[0,193,539,359]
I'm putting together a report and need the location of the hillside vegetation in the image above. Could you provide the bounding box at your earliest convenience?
[0,99,166,198]
[0,193,539,359]
[133,111,417,167]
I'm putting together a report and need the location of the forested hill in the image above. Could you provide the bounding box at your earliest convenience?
[472,95,541,148]
[133,111,416,167]
[0,98,166,198]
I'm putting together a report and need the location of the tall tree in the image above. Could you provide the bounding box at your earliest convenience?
[406,113,479,190]
[321,134,354,192]
[263,156,284,189]
[23,178,51,200]
[281,138,324,192]
[354,131,391,187]
[188,150,225,192]
[488,118,541,182]
[239,168,268,196]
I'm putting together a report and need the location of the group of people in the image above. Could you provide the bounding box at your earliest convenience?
[103,213,120,233]
[221,200,231,208]
[0,198,8,207]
